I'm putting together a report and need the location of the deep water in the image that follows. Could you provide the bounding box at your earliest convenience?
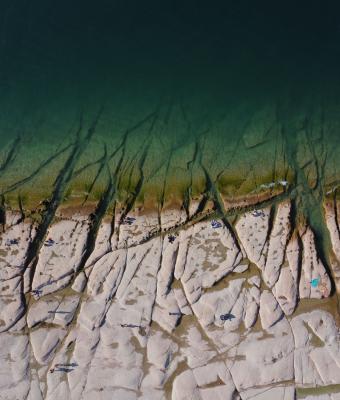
[0,0,339,205]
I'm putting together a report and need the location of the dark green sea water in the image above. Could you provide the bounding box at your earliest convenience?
[0,0,339,208]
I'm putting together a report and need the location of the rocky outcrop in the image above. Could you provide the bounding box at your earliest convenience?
[0,198,339,399]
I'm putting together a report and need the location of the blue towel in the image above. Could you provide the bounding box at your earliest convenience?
[310,278,320,288]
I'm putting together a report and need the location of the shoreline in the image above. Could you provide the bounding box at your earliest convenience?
[1,184,340,399]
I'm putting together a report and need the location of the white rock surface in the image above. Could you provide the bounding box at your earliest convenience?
[240,385,295,400]
[324,201,340,262]
[32,218,89,297]
[324,201,340,292]
[0,216,34,280]
[0,218,35,331]
[174,227,193,280]
[27,295,79,328]
[227,317,294,391]
[1,202,340,399]
[181,220,242,304]
[235,207,271,270]
[117,212,159,248]
[291,310,340,386]
[272,232,299,315]
[182,325,216,368]
[192,278,245,328]
[0,332,30,399]
[263,201,291,287]
[84,220,113,269]
[244,284,260,328]
[299,227,331,299]
[172,362,238,400]
[259,290,283,330]
[30,327,67,364]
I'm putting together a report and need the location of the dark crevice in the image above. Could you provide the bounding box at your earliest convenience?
[0,194,5,231]
[193,141,211,216]
[72,110,157,179]
[0,134,21,177]
[2,142,73,195]
[312,223,336,297]
[278,104,337,302]
[15,194,26,225]
[183,140,201,220]
[119,141,150,225]
[81,144,108,205]
[108,200,116,250]
[70,112,151,281]
[199,156,242,252]
[72,169,117,284]
[261,204,276,263]
[115,112,159,242]
[22,109,102,297]
[158,141,177,229]
[333,188,340,238]
[296,231,303,302]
